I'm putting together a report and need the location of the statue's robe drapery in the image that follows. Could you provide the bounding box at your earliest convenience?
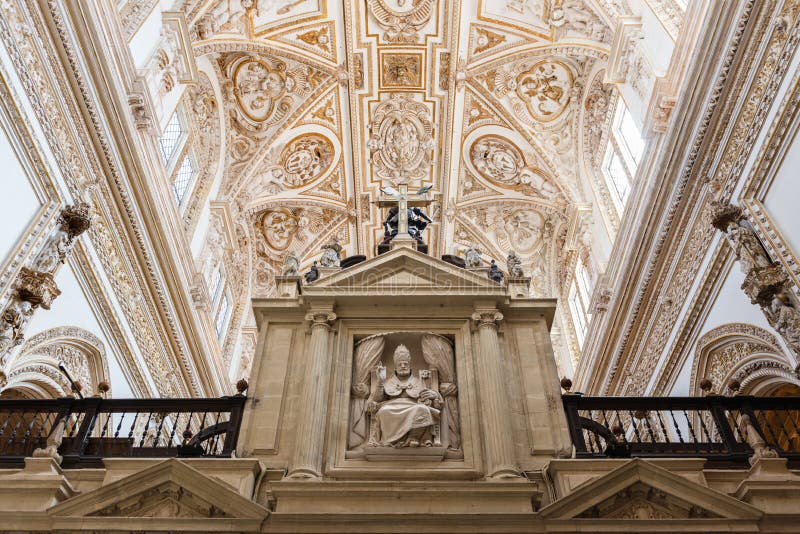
[349,335,385,449]
[375,375,440,445]
[421,334,460,449]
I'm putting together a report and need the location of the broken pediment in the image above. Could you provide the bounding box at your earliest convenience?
[539,459,762,521]
[304,247,507,295]
[49,459,267,522]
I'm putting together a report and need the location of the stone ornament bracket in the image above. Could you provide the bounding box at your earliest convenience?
[0,203,91,363]
[712,201,800,374]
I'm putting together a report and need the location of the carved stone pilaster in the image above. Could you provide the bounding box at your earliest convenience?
[471,308,519,478]
[0,203,90,363]
[288,308,337,479]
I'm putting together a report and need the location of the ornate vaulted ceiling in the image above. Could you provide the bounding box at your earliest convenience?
[183,0,619,299]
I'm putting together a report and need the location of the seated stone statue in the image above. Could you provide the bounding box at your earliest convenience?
[367,345,443,448]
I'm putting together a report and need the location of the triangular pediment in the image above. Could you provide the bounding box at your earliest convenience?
[539,459,762,520]
[49,459,267,521]
[305,247,506,295]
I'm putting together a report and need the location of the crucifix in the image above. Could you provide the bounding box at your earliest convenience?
[376,182,434,251]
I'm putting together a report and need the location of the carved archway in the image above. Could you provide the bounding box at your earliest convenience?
[2,327,109,399]
[691,323,789,396]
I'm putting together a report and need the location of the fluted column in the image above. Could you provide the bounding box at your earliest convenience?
[471,307,519,478]
[287,307,337,479]
[0,203,91,364]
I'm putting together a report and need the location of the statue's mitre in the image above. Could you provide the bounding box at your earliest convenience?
[393,344,411,364]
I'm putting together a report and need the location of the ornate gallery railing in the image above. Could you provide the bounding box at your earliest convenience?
[562,394,800,467]
[0,396,246,468]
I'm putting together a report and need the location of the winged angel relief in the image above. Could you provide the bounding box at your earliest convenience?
[366,0,435,43]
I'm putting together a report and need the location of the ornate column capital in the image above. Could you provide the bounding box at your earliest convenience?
[58,202,92,240]
[305,310,337,328]
[15,268,61,310]
[471,309,504,328]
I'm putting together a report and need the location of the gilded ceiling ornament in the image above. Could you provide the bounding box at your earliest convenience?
[278,134,334,188]
[258,208,304,251]
[297,26,330,52]
[366,0,435,43]
[224,54,293,133]
[469,136,559,199]
[473,27,507,55]
[368,93,434,183]
[234,58,287,122]
[514,60,573,122]
[462,203,548,255]
[381,53,422,87]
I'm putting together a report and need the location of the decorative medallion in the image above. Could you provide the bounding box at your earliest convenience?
[258,208,302,251]
[368,94,434,183]
[279,134,334,188]
[233,57,288,122]
[469,136,559,198]
[381,53,423,88]
[366,0,435,43]
[515,60,573,122]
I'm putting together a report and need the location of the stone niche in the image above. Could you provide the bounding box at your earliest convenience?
[239,248,571,482]
[345,331,461,462]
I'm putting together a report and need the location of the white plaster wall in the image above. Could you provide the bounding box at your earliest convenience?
[763,129,800,262]
[0,124,41,266]
[669,265,783,395]
[22,263,134,398]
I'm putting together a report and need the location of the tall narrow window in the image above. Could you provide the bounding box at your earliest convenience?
[215,293,230,340]
[159,112,183,164]
[603,146,631,206]
[208,266,222,305]
[172,154,196,206]
[568,285,587,348]
[615,104,645,168]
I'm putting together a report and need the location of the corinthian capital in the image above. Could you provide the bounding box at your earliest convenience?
[471,309,504,328]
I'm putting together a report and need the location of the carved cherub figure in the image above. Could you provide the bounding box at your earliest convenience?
[464,245,482,268]
[507,250,524,278]
[281,253,300,277]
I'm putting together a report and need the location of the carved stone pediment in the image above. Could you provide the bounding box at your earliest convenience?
[49,459,267,525]
[539,459,763,521]
[303,247,507,296]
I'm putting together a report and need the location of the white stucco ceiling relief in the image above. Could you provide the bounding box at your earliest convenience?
[181,0,617,300]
